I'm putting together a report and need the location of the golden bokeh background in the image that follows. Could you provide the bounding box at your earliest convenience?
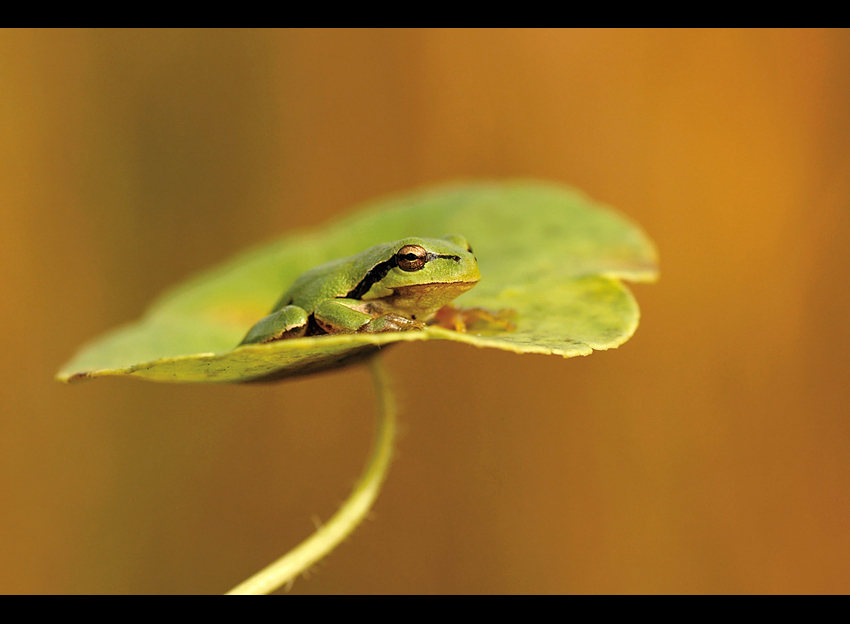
[2,29,849,594]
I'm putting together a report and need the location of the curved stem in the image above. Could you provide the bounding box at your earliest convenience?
[226,355,397,595]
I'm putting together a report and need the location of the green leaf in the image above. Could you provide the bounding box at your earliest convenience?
[57,181,658,384]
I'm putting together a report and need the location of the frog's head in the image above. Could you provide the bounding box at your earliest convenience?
[383,235,480,288]
[356,235,481,317]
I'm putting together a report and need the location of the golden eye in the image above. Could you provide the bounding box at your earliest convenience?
[396,244,428,272]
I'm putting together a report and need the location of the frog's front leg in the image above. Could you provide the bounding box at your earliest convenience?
[239,305,309,345]
[314,299,425,334]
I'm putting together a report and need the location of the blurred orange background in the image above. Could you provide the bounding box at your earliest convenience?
[2,29,849,594]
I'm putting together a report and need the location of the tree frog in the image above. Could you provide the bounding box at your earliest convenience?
[239,235,481,345]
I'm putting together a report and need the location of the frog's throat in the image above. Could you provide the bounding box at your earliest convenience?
[378,281,479,318]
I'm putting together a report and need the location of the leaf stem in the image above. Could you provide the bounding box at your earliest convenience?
[225,355,397,595]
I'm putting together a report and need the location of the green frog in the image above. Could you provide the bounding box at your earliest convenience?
[240,235,481,344]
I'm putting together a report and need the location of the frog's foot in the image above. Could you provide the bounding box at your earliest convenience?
[358,313,426,334]
[239,306,309,345]
[431,305,518,334]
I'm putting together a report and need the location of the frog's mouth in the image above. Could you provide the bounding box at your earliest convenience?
[383,281,479,319]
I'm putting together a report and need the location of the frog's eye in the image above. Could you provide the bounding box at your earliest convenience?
[396,245,428,272]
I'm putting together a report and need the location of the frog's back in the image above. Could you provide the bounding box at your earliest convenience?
[272,243,395,313]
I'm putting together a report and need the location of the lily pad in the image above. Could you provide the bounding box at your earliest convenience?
[57,181,658,384]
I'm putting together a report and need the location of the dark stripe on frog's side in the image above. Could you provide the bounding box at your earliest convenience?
[345,256,398,300]
[344,252,462,301]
